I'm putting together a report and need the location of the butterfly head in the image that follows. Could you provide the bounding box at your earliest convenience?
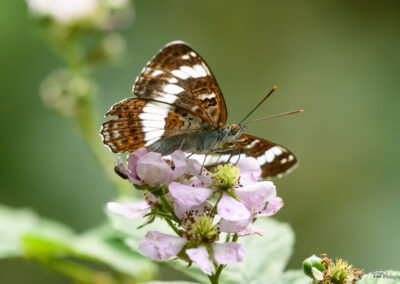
[223,123,246,141]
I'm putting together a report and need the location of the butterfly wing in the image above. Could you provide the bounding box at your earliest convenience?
[133,41,227,128]
[191,134,297,178]
[101,98,204,153]
[101,41,228,153]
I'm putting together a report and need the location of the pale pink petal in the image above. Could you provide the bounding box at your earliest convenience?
[171,150,188,179]
[257,197,284,217]
[116,156,129,176]
[127,148,147,175]
[186,245,213,275]
[217,193,250,221]
[169,182,213,207]
[136,152,174,187]
[107,201,150,219]
[187,159,212,187]
[219,217,251,233]
[238,223,264,237]
[139,231,186,260]
[174,201,210,220]
[235,181,276,214]
[236,157,261,186]
[212,242,244,265]
[116,156,142,185]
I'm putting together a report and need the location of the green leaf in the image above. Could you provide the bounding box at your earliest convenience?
[0,204,157,282]
[146,282,200,284]
[0,204,74,258]
[277,270,310,284]
[221,218,295,284]
[359,271,400,284]
[73,224,157,279]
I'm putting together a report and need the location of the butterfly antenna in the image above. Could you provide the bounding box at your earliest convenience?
[243,109,303,125]
[239,86,278,124]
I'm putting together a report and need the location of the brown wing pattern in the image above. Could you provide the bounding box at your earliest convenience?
[101,98,202,153]
[133,41,227,128]
[190,134,297,178]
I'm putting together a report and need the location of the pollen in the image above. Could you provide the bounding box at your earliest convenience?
[213,164,240,190]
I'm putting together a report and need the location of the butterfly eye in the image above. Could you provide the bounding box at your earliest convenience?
[230,124,239,135]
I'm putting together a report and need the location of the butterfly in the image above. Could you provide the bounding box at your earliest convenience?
[101,41,299,178]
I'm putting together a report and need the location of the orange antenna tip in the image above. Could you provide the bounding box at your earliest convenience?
[273,85,278,90]
[299,109,304,113]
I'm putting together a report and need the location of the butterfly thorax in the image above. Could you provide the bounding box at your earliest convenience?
[147,123,246,156]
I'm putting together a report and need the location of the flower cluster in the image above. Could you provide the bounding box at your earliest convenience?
[303,253,364,284]
[107,148,283,277]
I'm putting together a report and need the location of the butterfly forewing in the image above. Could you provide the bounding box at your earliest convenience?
[133,41,227,128]
[191,134,297,178]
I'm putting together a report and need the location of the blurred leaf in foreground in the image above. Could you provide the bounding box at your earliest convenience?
[0,204,157,283]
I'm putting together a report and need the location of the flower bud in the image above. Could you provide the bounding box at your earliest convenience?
[303,255,324,281]
[40,69,95,117]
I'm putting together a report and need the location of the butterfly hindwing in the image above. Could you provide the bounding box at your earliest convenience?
[191,134,297,178]
[133,41,227,128]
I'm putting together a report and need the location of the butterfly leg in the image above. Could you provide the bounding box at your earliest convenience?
[199,139,219,174]
[199,152,209,175]
[234,141,241,166]
[179,138,186,151]
[226,141,240,164]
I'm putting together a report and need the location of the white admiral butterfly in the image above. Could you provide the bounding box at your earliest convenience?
[101,41,301,178]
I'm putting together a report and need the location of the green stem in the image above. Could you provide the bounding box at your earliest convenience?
[214,264,225,282]
[232,233,238,242]
[210,192,223,216]
[159,195,180,223]
[165,218,182,237]
[48,33,131,196]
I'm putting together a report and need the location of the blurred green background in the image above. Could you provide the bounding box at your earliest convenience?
[1,0,400,282]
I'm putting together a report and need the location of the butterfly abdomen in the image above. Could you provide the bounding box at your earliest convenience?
[148,129,221,156]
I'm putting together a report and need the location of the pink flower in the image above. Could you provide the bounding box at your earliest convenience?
[136,152,173,187]
[217,181,283,235]
[170,150,211,186]
[139,230,244,275]
[139,231,187,260]
[217,193,250,221]
[257,196,284,217]
[236,157,262,186]
[117,148,174,187]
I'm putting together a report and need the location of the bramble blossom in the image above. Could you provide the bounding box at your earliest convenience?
[26,0,133,29]
[107,148,283,278]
